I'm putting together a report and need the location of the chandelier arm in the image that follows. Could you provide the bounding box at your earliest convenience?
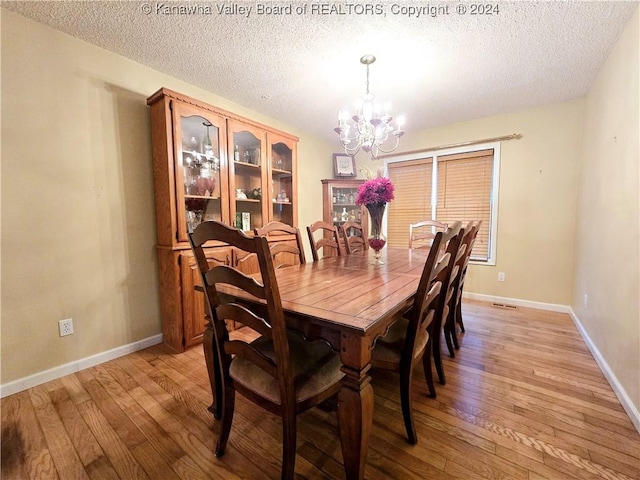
[373,136,402,155]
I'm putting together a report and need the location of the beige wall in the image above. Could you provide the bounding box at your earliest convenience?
[358,99,584,306]
[0,10,332,384]
[572,8,639,415]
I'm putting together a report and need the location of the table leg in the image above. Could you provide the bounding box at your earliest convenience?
[337,338,374,480]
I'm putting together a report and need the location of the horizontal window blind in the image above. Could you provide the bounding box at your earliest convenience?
[387,158,433,248]
[436,149,493,259]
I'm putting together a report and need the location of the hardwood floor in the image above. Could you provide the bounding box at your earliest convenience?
[2,300,639,479]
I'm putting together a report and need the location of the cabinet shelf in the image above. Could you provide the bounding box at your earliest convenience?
[235,198,261,203]
[185,194,220,200]
[272,168,292,176]
[182,150,219,162]
[234,160,260,169]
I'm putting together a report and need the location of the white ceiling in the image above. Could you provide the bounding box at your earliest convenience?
[3,1,637,145]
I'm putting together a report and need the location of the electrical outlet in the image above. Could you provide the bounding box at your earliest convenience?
[498,272,505,282]
[59,318,74,337]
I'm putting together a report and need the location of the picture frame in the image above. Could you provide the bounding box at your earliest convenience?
[333,153,356,178]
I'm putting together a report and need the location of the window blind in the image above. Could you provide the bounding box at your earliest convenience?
[387,158,433,248]
[436,149,493,260]
[386,149,494,260]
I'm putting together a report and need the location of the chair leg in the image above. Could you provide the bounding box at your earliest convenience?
[444,321,456,358]
[399,362,418,444]
[444,301,457,357]
[422,339,436,398]
[203,326,223,420]
[448,301,461,352]
[456,299,465,333]
[432,320,446,385]
[215,381,235,457]
[281,410,297,480]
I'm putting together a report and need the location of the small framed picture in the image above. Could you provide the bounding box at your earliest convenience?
[333,153,356,178]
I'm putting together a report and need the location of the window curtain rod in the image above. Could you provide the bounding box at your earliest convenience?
[378,133,522,159]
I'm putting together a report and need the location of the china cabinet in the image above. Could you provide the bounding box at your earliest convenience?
[147,88,298,352]
[321,179,368,252]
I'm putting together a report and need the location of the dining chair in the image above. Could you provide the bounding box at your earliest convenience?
[409,220,448,249]
[430,222,465,386]
[189,221,344,480]
[254,221,306,268]
[445,220,482,355]
[339,221,367,255]
[306,220,345,261]
[371,231,448,443]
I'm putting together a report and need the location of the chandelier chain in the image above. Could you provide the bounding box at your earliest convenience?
[366,63,370,95]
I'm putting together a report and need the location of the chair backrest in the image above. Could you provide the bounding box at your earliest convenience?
[306,220,344,261]
[433,222,466,323]
[409,220,448,249]
[340,221,367,255]
[255,221,306,268]
[402,232,447,362]
[189,221,295,407]
[454,220,482,305]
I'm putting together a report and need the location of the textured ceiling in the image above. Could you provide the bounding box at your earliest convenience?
[3,1,637,145]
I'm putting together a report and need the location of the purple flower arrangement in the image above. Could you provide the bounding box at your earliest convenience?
[355,177,395,206]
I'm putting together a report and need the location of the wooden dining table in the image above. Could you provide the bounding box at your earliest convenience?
[265,247,431,479]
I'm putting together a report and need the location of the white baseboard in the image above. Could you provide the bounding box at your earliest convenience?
[0,334,163,399]
[463,292,571,313]
[568,308,640,434]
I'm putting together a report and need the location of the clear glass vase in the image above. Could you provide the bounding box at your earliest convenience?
[366,203,387,264]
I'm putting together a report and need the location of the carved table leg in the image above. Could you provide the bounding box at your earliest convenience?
[337,335,374,480]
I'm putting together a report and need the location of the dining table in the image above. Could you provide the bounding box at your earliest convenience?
[260,246,432,479]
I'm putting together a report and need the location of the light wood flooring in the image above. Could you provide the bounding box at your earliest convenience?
[2,300,639,479]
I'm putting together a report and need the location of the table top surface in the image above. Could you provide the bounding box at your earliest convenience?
[272,247,430,334]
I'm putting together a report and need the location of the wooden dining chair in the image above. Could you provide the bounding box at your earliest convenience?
[255,221,306,268]
[189,221,343,480]
[306,220,344,261]
[339,221,367,255]
[445,220,482,355]
[409,220,448,249]
[430,222,465,386]
[371,231,448,443]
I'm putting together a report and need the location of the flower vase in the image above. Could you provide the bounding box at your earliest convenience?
[366,203,387,264]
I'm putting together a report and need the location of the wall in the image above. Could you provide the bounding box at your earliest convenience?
[359,99,584,307]
[0,10,332,386]
[572,7,639,423]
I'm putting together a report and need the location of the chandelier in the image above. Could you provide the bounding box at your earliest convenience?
[334,55,405,159]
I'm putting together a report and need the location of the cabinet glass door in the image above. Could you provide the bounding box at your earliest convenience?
[268,134,295,226]
[228,121,266,232]
[174,104,227,242]
[330,184,363,228]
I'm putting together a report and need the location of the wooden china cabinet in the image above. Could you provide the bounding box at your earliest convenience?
[321,179,368,252]
[147,88,298,352]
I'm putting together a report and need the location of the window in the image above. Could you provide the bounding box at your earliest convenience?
[386,143,500,263]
